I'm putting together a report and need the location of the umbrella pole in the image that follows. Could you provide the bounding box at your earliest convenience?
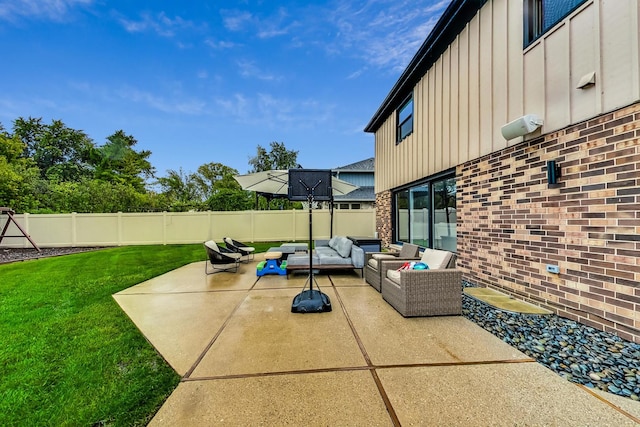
[330,198,334,238]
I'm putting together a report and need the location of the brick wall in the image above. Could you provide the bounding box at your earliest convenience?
[375,191,393,247]
[457,102,640,342]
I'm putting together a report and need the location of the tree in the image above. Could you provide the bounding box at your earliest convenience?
[12,117,94,182]
[248,141,299,172]
[91,130,155,191]
[206,188,253,211]
[0,129,41,212]
[193,162,240,201]
[156,168,202,211]
[247,141,300,210]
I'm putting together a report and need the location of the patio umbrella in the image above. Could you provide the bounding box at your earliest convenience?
[234,170,358,197]
[234,169,359,236]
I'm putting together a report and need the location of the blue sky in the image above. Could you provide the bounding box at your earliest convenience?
[0,0,449,177]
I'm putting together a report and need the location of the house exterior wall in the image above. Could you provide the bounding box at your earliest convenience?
[369,0,640,342]
[458,102,640,342]
[374,0,640,193]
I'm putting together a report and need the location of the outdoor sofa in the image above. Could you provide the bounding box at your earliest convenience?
[286,236,365,276]
[379,248,461,317]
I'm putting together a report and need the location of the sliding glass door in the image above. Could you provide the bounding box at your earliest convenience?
[393,172,456,251]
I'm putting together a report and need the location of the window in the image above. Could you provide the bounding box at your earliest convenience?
[524,0,586,47]
[396,95,413,143]
[394,172,456,251]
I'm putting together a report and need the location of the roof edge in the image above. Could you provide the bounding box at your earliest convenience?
[364,0,487,133]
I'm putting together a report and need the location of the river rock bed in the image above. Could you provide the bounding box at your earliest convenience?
[0,247,102,264]
[462,283,640,401]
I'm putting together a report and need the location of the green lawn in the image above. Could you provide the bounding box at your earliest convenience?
[0,243,279,426]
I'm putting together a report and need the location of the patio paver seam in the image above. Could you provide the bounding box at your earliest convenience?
[181,358,539,382]
[330,279,400,426]
[181,288,253,379]
[578,384,640,424]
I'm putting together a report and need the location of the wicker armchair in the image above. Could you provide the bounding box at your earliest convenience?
[379,250,461,317]
[364,243,420,291]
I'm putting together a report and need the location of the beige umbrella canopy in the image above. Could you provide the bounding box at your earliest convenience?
[234,169,359,236]
[234,170,358,197]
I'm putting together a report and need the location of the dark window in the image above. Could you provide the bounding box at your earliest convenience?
[396,95,413,143]
[524,0,586,47]
[351,203,361,210]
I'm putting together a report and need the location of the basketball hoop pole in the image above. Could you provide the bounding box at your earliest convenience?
[290,178,331,313]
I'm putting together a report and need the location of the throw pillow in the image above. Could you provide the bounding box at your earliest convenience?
[335,238,353,258]
[328,236,338,250]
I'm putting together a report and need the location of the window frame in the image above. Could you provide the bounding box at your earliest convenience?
[524,0,587,48]
[392,170,456,250]
[396,94,414,143]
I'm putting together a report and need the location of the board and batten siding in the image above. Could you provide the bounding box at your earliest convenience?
[374,0,640,193]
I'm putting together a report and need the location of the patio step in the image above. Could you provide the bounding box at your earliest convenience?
[464,287,552,315]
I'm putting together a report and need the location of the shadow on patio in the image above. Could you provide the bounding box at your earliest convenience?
[113,255,639,426]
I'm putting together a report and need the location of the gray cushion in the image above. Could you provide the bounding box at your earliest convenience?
[287,254,319,266]
[318,252,353,265]
[335,237,353,258]
[328,236,338,249]
[315,247,337,256]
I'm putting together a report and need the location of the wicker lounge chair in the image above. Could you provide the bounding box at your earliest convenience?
[380,249,461,317]
[204,240,242,274]
[364,243,420,291]
[223,237,255,262]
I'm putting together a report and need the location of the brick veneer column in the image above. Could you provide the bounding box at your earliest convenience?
[375,190,392,247]
[458,102,640,343]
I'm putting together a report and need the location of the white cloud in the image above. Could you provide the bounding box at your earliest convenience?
[117,11,202,38]
[0,0,94,22]
[115,86,206,115]
[221,10,253,31]
[204,38,237,50]
[221,7,297,39]
[215,92,333,130]
[326,0,450,73]
[237,60,281,82]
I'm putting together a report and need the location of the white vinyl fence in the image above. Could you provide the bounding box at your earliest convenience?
[0,210,376,248]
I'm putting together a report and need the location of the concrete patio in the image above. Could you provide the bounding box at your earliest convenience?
[113,255,640,426]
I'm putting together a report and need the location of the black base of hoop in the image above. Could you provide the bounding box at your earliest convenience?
[291,289,332,313]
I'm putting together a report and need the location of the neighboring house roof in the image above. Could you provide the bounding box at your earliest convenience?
[364,0,487,133]
[333,186,375,202]
[334,157,374,172]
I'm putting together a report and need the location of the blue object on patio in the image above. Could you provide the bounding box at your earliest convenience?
[256,252,287,276]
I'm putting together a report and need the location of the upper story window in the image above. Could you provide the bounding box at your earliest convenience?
[396,95,413,143]
[524,0,587,47]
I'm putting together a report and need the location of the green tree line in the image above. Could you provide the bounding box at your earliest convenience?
[0,117,299,213]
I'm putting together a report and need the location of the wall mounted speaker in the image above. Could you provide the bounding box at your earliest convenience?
[501,114,544,140]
